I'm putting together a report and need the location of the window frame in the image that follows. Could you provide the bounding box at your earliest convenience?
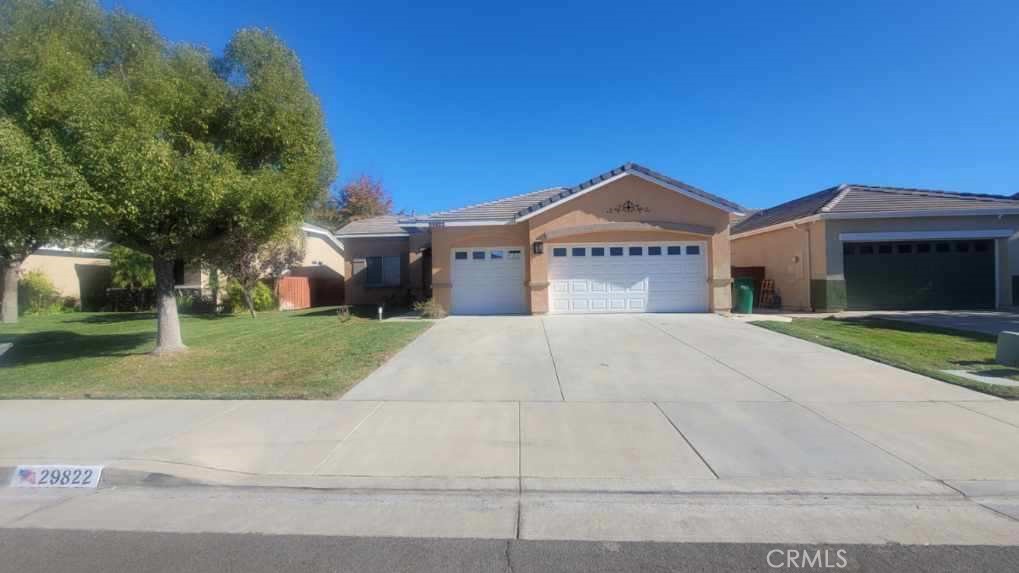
[365,255,402,287]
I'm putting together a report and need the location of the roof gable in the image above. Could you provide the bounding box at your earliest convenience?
[515,163,743,220]
[410,163,741,225]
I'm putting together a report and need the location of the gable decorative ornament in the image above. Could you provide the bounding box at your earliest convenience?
[607,200,650,214]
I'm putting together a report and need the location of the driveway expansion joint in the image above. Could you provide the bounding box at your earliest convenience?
[652,402,719,479]
[539,318,566,401]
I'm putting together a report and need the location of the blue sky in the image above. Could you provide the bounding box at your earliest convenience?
[102,0,1019,213]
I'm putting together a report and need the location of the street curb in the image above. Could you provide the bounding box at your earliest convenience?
[5,464,1004,498]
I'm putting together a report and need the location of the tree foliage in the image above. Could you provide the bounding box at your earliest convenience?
[208,228,304,318]
[307,175,393,230]
[109,245,155,289]
[0,0,336,349]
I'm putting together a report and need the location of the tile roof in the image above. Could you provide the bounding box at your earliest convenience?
[514,163,744,218]
[421,187,567,222]
[412,163,742,224]
[732,184,1019,235]
[335,215,423,237]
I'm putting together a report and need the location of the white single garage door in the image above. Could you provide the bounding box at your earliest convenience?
[451,247,527,314]
[548,242,708,313]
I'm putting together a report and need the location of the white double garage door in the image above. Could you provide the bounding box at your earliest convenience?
[451,241,708,315]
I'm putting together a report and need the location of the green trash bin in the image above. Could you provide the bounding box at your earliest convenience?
[732,278,754,314]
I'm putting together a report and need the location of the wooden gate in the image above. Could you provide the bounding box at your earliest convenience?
[276,276,311,310]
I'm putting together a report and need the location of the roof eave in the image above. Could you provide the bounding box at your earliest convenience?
[730,208,1019,239]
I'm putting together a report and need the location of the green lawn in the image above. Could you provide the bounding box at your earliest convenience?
[0,307,431,399]
[755,317,1019,399]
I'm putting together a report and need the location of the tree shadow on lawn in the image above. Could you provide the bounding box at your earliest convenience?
[64,312,156,324]
[0,330,153,366]
[66,312,231,324]
[828,316,997,343]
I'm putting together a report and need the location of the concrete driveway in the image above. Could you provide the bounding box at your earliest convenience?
[343,314,989,403]
[332,314,1019,489]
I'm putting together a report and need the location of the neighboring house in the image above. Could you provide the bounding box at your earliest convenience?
[337,163,745,314]
[731,185,1019,311]
[20,224,346,312]
[21,245,112,310]
[277,223,347,309]
[186,223,347,309]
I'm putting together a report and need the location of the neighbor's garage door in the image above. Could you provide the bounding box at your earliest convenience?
[548,242,708,313]
[451,247,527,314]
[843,239,995,310]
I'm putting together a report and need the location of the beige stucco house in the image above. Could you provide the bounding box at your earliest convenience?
[18,224,346,311]
[21,245,112,310]
[731,185,1019,311]
[337,163,744,314]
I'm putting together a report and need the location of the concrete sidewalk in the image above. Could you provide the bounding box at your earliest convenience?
[3,398,1019,493]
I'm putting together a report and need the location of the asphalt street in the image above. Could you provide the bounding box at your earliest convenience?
[1,529,1018,573]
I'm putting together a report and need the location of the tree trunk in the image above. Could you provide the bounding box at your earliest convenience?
[1,260,20,324]
[242,286,257,319]
[152,257,186,355]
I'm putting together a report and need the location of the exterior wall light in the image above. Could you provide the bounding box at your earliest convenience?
[532,241,544,255]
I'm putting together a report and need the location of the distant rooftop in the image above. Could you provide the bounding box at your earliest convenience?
[732,184,1019,235]
[335,215,424,237]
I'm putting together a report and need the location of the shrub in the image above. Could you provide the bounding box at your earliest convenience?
[413,298,447,319]
[17,270,63,315]
[226,280,276,313]
[175,290,217,315]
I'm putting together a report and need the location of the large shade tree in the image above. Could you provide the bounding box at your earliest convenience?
[0,1,99,323]
[1,0,335,352]
[0,119,94,323]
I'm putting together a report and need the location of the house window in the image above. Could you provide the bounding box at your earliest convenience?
[897,244,912,254]
[917,243,931,254]
[629,246,643,256]
[843,244,856,256]
[572,247,586,257]
[490,250,504,260]
[974,241,990,253]
[859,244,874,255]
[365,256,401,287]
[472,251,486,260]
[591,247,605,257]
[508,250,522,259]
[648,246,662,256]
[553,247,567,257]
[935,243,950,253]
[877,244,892,254]
[667,246,683,255]
[455,251,468,260]
[609,247,624,256]
[685,245,700,255]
